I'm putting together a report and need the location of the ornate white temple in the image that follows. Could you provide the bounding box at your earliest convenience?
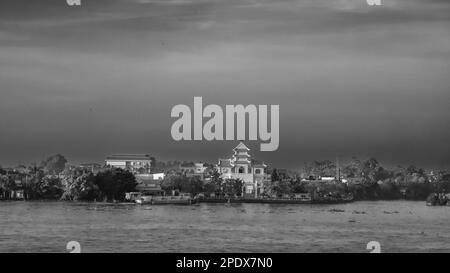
[217,142,268,196]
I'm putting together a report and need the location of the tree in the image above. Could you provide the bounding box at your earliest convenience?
[290,180,307,194]
[210,169,222,184]
[161,175,205,195]
[376,181,402,200]
[405,165,425,176]
[208,169,223,196]
[185,177,204,195]
[360,158,389,183]
[405,182,433,200]
[61,173,99,201]
[161,174,186,193]
[342,157,362,178]
[311,160,336,177]
[22,170,45,200]
[268,180,292,197]
[203,181,218,196]
[94,169,137,201]
[41,154,67,175]
[271,168,280,182]
[435,173,450,193]
[34,176,64,199]
[222,179,243,197]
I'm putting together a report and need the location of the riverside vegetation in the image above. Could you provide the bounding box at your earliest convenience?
[1,155,449,202]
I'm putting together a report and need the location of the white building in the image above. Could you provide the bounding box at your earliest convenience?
[105,154,152,173]
[217,142,268,196]
[180,162,207,174]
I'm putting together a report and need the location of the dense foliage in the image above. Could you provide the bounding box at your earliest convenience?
[0,159,137,201]
[161,170,244,197]
[94,169,137,201]
[1,155,449,202]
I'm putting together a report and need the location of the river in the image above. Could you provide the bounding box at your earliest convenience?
[0,201,449,253]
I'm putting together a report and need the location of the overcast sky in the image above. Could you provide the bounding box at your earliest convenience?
[0,0,449,170]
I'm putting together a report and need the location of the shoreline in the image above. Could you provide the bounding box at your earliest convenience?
[0,199,430,204]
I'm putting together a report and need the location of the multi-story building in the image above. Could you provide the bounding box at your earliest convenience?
[180,162,207,174]
[217,142,268,196]
[105,154,152,173]
[179,162,208,180]
[79,163,103,174]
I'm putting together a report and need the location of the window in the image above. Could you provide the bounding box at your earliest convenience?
[238,167,245,174]
[255,169,261,174]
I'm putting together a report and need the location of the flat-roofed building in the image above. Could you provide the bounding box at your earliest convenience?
[179,162,208,180]
[134,173,165,195]
[105,154,152,173]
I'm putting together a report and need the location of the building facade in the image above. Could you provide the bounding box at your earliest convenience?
[179,162,207,180]
[105,154,152,173]
[217,142,268,196]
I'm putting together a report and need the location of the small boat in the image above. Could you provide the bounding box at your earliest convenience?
[136,195,194,205]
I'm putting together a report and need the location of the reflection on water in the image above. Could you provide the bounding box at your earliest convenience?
[0,201,449,253]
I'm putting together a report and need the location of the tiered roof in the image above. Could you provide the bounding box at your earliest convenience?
[233,142,250,151]
[217,142,267,169]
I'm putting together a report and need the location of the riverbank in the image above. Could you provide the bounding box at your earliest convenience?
[0,197,437,204]
[196,197,353,204]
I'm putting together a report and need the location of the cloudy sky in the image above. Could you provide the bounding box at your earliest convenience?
[0,0,449,169]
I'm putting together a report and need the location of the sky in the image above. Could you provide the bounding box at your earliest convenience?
[0,0,449,170]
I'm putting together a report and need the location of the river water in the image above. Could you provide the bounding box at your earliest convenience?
[0,201,449,253]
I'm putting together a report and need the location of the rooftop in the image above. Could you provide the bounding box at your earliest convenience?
[218,159,234,168]
[233,142,250,151]
[106,154,152,161]
[180,162,196,168]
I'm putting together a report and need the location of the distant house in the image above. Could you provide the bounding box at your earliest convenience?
[151,173,165,180]
[320,176,336,181]
[105,154,152,173]
[301,176,343,184]
[12,190,24,200]
[13,165,31,174]
[79,163,103,173]
[134,174,164,195]
[0,180,25,200]
[179,162,207,179]
[180,162,207,174]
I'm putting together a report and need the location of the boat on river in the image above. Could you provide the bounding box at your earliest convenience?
[135,194,194,205]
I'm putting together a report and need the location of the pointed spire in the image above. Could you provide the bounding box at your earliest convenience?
[234,141,250,151]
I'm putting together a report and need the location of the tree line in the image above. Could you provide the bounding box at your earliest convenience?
[270,157,450,200]
[0,155,137,201]
[161,170,244,198]
[2,155,450,202]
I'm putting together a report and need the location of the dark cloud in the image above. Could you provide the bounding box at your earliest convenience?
[0,0,449,170]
